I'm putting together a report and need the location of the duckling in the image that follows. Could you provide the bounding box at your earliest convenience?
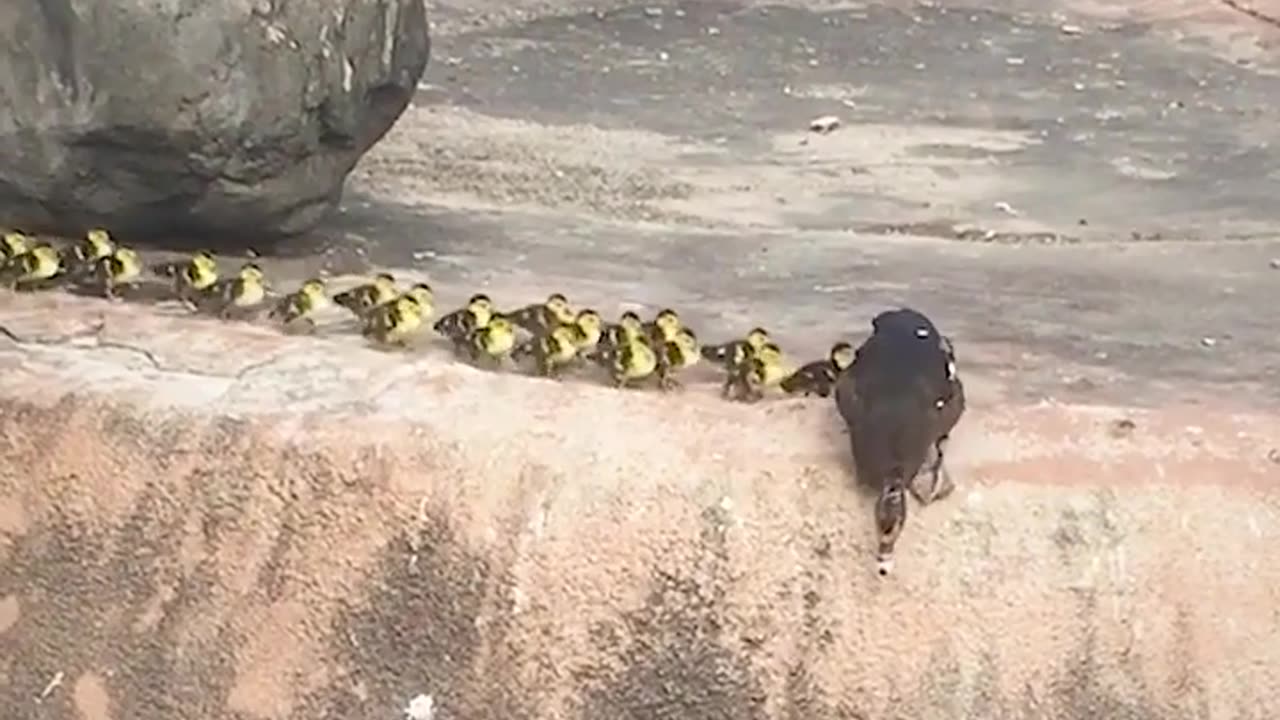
[1,231,30,264]
[513,323,581,378]
[90,246,142,300]
[510,292,574,333]
[781,341,855,398]
[643,308,683,345]
[592,335,659,389]
[333,272,398,320]
[656,327,701,390]
[208,262,268,320]
[466,313,517,369]
[1,243,63,290]
[727,342,790,402]
[268,277,330,332]
[60,228,115,280]
[363,292,429,349]
[598,310,644,351]
[152,251,220,309]
[567,308,604,353]
[434,293,493,348]
[701,326,771,369]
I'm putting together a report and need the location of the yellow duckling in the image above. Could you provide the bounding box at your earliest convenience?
[644,308,683,345]
[592,334,659,389]
[728,342,790,402]
[512,323,582,378]
[1,231,30,263]
[152,251,220,310]
[91,246,142,300]
[599,310,644,351]
[363,292,429,349]
[656,326,701,390]
[61,228,115,279]
[333,272,398,320]
[466,313,517,369]
[510,292,575,333]
[781,341,856,398]
[210,262,268,320]
[567,308,603,352]
[434,293,494,348]
[268,278,330,332]
[1,243,63,290]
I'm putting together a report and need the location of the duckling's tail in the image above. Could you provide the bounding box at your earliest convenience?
[700,342,732,364]
[511,339,536,362]
[332,290,360,311]
[149,260,183,278]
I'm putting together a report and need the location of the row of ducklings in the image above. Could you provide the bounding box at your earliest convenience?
[0,228,855,401]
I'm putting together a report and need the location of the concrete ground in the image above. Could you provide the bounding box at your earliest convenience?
[3,1,1280,719]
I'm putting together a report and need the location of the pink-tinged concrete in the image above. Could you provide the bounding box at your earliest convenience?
[1,291,1277,720]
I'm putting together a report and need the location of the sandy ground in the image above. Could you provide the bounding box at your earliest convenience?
[3,0,1280,719]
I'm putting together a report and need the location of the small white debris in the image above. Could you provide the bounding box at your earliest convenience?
[657,50,669,61]
[719,496,733,512]
[643,6,663,17]
[1060,24,1083,35]
[809,115,840,133]
[707,26,720,35]
[37,671,65,702]
[404,693,436,720]
[1006,56,1025,66]
[993,201,1019,216]
[1270,258,1280,269]
[1200,337,1217,348]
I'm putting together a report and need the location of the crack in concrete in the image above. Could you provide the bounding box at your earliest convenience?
[1219,0,1280,29]
[0,320,291,383]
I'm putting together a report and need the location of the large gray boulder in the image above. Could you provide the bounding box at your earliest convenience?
[0,0,429,243]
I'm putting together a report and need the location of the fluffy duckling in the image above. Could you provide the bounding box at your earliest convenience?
[90,246,142,300]
[513,323,581,378]
[60,228,115,279]
[334,272,398,320]
[727,342,790,402]
[781,341,855,398]
[510,292,574,333]
[701,326,771,369]
[434,293,494,348]
[268,278,330,332]
[592,335,659,389]
[567,309,603,352]
[656,327,701,390]
[363,292,429,349]
[644,308,683,345]
[209,262,268,320]
[153,251,220,309]
[1,231,30,263]
[1,243,63,290]
[599,310,644,351]
[467,313,517,369]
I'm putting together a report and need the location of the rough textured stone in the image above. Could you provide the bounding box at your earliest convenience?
[0,0,429,243]
[0,291,1278,719]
